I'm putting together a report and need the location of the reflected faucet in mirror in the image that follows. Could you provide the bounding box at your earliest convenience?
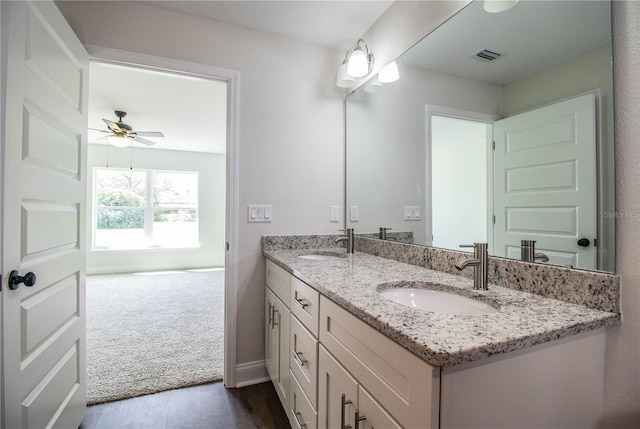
[521,240,549,263]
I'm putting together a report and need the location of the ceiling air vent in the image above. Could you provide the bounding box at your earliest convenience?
[472,48,507,62]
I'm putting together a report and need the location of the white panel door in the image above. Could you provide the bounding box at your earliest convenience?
[493,93,596,269]
[1,1,89,428]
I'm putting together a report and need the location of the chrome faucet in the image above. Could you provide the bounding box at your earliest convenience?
[335,228,354,253]
[455,243,488,290]
[379,227,392,240]
[520,240,549,263]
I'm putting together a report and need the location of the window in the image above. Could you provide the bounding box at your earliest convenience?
[93,168,199,250]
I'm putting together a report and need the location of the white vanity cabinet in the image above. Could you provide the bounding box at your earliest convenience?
[318,345,402,429]
[318,296,440,429]
[265,260,291,409]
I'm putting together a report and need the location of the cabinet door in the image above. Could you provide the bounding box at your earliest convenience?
[358,386,402,429]
[265,287,279,381]
[318,345,358,429]
[276,297,290,408]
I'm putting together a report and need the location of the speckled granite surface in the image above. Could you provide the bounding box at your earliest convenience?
[355,231,414,244]
[356,237,620,313]
[262,235,620,367]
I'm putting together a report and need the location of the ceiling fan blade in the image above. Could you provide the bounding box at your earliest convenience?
[89,127,112,133]
[135,131,165,138]
[97,134,114,140]
[131,136,156,146]
[103,118,123,133]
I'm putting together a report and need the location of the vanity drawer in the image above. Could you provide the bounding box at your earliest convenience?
[319,296,440,429]
[291,277,319,336]
[266,259,290,305]
[290,369,318,429]
[290,315,319,408]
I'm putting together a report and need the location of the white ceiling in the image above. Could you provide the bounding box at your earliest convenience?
[400,0,611,85]
[88,62,228,153]
[138,1,394,52]
[88,0,393,154]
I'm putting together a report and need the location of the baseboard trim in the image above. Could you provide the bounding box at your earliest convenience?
[234,360,269,388]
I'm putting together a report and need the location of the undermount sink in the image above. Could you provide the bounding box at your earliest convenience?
[297,252,345,261]
[379,284,499,316]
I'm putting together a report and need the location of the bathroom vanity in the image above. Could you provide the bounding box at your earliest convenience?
[263,235,620,429]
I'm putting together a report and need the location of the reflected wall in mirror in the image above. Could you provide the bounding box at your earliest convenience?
[346,0,614,272]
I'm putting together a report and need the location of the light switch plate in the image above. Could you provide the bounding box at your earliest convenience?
[248,205,272,222]
[404,206,421,220]
[330,206,340,222]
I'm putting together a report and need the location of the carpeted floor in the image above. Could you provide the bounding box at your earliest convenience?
[86,269,225,405]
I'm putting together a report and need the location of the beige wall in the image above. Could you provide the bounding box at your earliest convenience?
[56,0,345,369]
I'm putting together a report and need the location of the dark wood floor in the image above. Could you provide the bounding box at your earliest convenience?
[79,381,290,429]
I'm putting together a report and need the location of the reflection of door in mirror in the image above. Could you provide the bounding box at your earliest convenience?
[493,92,597,270]
[431,116,490,251]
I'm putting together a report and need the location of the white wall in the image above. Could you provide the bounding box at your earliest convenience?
[86,144,225,274]
[56,0,344,369]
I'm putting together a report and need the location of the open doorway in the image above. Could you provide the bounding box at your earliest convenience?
[426,106,499,252]
[85,60,228,403]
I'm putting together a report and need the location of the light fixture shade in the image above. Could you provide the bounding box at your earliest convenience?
[483,0,518,13]
[336,61,356,88]
[108,135,130,147]
[364,77,383,93]
[347,48,369,77]
[378,61,399,83]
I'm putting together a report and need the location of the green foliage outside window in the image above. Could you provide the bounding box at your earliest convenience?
[97,190,145,229]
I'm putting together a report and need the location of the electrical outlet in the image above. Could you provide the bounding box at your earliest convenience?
[350,206,359,222]
[330,206,340,222]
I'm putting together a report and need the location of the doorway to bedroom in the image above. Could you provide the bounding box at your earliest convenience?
[85,61,228,404]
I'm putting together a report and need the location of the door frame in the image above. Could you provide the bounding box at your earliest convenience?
[425,105,500,252]
[84,45,240,387]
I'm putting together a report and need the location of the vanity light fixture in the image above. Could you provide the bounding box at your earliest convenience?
[483,0,519,13]
[337,39,374,87]
[364,76,383,93]
[347,39,373,77]
[336,59,356,88]
[378,61,399,83]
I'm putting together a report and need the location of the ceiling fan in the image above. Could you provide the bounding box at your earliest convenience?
[91,110,164,147]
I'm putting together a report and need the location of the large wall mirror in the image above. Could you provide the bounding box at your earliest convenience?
[346,0,614,273]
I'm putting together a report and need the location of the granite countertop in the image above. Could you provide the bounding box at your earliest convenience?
[263,247,620,367]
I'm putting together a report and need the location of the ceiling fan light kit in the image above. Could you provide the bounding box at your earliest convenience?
[90,110,165,147]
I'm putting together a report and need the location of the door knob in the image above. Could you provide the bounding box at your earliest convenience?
[577,238,590,247]
[8,270,36,290]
